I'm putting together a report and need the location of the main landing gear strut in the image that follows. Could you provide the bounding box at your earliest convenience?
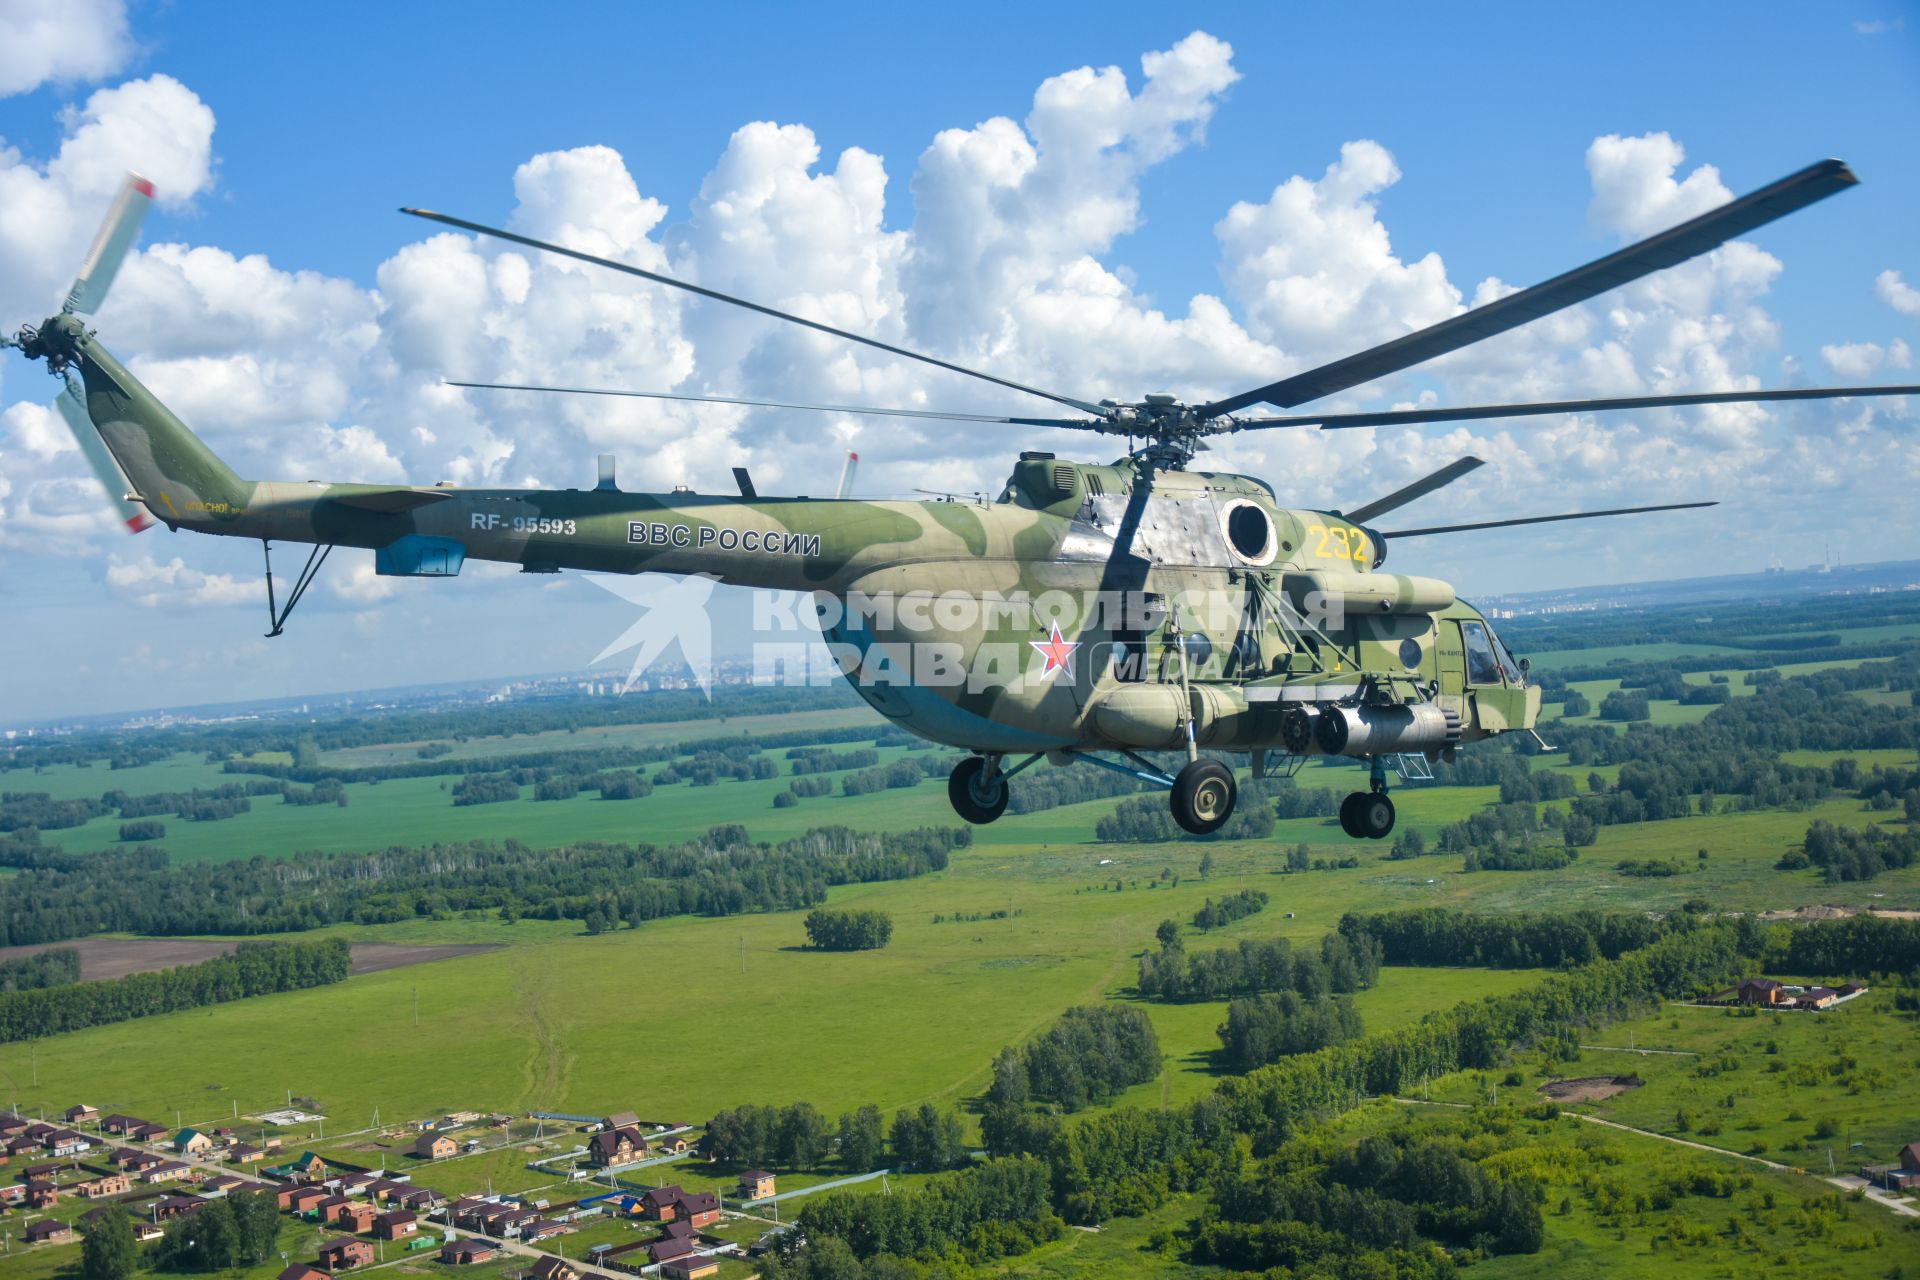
[260,538,334,638]
[1338,756,1396,840]
[947,750,1240,836]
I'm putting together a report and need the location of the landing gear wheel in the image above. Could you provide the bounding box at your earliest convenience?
[1355,791,1396,840]
[948,756,1009,824]
[1338,791,1366,838]
[1171,758,1237,836]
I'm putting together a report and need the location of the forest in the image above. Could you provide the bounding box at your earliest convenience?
[0,825,969,946]
[1189,1133,1543,1274]
[0,938,350,1043]
[763,911,1766,1277]
[0,946,79,992]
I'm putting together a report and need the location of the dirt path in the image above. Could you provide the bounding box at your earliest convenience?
[511,952,573,1110]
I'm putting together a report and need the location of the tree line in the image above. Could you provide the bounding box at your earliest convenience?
[1137,929,1381,1003]
[1217,990,1364,1072]
[1096,793,1275,842]
[0,825,968,946]
[0,946,79,992]
[1193,888,1267,930]
[1339,907,1685,969]
[702,1100,965,1176]
[1190,1133,1543,1272]
[0,938,350,1043]
[1784,818,1919,882]
[770,1156,1059,1278]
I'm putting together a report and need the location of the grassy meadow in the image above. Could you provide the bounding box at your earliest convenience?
[6,597,1920,1277]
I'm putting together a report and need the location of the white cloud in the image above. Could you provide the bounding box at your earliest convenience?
[1585,132,1730,239]
[1854,17,1904,34]
[0,0,132,97]
[2,36,1914,643]
[1877,269,1920,319]
[1820,338,1912,378]
[1216,139,1458,364]
[105,554,256,607]
[50,74,214,206]
[3,399,75,460]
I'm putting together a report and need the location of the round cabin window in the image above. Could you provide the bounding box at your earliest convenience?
[1220,500,1276,565]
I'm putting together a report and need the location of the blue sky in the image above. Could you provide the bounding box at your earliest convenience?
[1,2,1916,720]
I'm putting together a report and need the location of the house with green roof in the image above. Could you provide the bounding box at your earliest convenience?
[172,1128,214,1155]
[264,1151,329,1182]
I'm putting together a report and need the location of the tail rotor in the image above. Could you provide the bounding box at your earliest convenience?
[3,172,157,533]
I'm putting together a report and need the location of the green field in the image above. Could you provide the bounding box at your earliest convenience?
[1540,989,1920,1169]
[6,594,1920,1278]
[0,823,1554,1132]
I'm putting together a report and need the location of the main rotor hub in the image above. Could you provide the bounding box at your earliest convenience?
[1099,396,1220,469]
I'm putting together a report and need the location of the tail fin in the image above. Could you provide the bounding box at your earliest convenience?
[44,315,253,527]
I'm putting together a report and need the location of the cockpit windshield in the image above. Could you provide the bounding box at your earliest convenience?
[1461,620,1524,685]
[1491,629,1524,684]
[1460,621,1500,685]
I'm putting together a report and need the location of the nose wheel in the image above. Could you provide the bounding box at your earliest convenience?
[948,755,1010,824]
[1171,758,1237,835]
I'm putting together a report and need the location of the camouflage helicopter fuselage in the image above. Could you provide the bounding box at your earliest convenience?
[28,155,1909,838]
[49,313,1540,773]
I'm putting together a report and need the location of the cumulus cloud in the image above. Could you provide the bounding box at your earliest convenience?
[105,554,256,607]
[2,31,1914,633]
[0,0,132,97]
[1877,269,1920,318]
[1821,338,1912,378]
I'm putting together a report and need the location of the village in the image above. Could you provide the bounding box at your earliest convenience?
[2,1102,804,1280]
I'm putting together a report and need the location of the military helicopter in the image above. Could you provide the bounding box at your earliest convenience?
[9,159,1916,841]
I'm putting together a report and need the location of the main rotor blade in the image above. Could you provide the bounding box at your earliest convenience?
[65,173,154,316]
[446,379,1095,428]
[1201,158,1859,418]
[1344,456,1484,524]
[403,208,1108,417]
[1383,500,1716,539]
[1231,383,1920,431]
[56,375,154,533]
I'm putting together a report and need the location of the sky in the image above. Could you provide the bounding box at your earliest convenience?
[1,1,1916,721]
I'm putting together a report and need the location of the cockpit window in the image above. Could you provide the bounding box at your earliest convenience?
[1460,620,1502,686]
[1492,631,1524,684]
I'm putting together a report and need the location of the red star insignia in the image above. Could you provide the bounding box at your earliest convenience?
[1029,622,1079,679]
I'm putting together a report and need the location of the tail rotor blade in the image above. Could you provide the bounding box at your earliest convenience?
[64,174,154,317]
[57,375,154,533]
